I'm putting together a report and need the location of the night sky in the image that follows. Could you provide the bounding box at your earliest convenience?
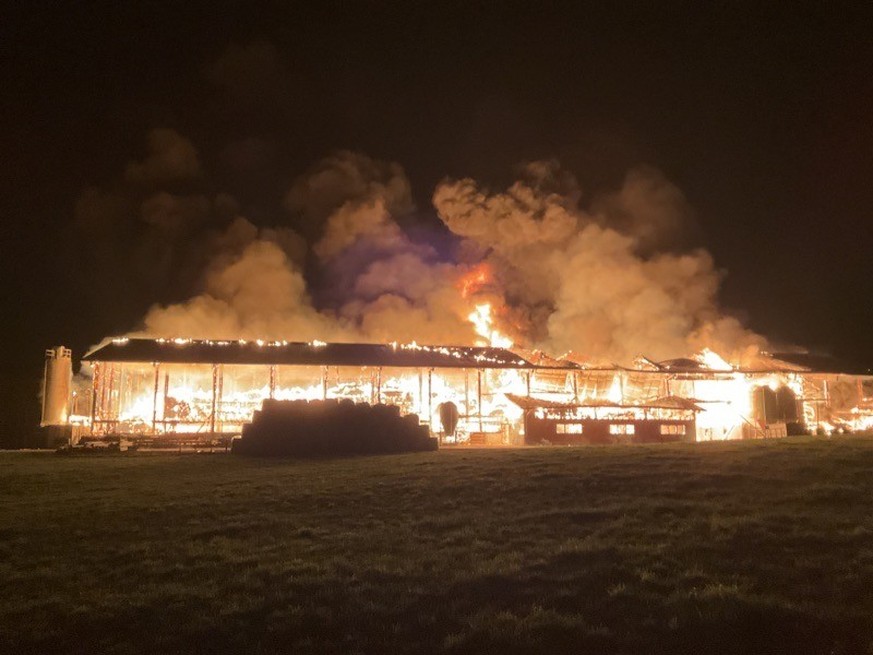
[3,3,873,441]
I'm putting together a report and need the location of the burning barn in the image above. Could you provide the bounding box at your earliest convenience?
[69,338,572,445]
[40,337,873,448]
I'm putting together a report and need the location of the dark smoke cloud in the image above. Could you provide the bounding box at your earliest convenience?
[207,40,284,101]
[124,128,202,186]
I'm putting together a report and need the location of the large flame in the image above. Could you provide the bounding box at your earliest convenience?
[698,348,733,370]
[457,262,493,299]
[456,263,514,348]
[468,303,513,348]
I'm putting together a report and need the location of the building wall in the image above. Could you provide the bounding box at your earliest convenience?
[523,412,696,445]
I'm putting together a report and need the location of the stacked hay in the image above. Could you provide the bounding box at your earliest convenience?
[232,399,438,457]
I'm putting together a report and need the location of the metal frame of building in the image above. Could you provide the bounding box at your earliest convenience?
[81,338,581,441]
[48,338,872,445]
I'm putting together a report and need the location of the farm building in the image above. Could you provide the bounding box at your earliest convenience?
[41,338,873,446]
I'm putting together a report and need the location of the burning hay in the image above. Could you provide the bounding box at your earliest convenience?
[231,399,437,457]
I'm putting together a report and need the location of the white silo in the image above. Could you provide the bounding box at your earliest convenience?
[41,346,73,426]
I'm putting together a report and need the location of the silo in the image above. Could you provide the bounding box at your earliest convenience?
[41,347,73,426]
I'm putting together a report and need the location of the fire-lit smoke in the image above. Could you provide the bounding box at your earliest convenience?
[83,130,763,364]
[142,236,338,341]
[433,162,765,363]
[141,150,483,346]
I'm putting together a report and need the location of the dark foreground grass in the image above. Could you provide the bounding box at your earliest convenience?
[2,438,873,654]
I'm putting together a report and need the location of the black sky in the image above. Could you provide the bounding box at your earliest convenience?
[3,2,873,439]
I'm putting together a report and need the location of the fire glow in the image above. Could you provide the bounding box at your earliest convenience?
[42,151,873,445]
[45,267,873,445]
[58,328,873,446]
[468,303,513,349]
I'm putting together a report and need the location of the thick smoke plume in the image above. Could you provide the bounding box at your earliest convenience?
[85,130,762,365]
[143,150,482,346]
[433,163,765,363]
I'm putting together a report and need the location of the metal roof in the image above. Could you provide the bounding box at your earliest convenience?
[83,338,581,370]
[657,353,873,376]
[505,393,702,412]
[80,339,872,376]
[764,352,873,376]
[642,353,873,377]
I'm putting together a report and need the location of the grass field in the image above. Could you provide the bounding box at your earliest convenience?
[2,437,873,654]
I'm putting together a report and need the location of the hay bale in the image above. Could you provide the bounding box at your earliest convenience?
[232,399,438,457]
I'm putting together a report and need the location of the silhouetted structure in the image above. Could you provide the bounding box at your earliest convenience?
[232,399,438,456]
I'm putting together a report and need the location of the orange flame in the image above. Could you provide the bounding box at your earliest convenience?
[457,262,493,299]
[468,302,513,348]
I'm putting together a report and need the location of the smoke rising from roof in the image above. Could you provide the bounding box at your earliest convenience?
[433,166,764,363]
[78,130,763,364]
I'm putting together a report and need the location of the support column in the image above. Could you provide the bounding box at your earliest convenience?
[619,371,625,403]
[117,363,125,422]
[464,368,470,422]
[108,364,118,423]
[377,367,382,404]
[103,363,113,425]
[477,369,483,433]
[90,362,101,435]
[428,368,433,424]
[269,365,276,399]
[216,365,224,433]
[210,364,218,434]
[761,386,768,426]
[151,363,160,435]
[163,372,170,433]
[419,369,424,415]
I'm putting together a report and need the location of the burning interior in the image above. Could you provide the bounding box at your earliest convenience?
[42,338,873,447]
[39,149,872,448]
